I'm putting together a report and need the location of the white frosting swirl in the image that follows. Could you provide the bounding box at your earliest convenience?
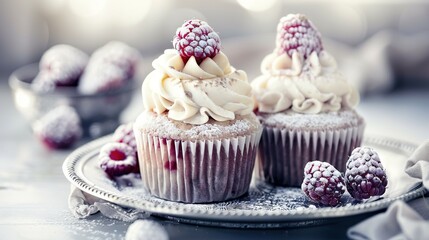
[143,49,254,125]
[252,51,359,114]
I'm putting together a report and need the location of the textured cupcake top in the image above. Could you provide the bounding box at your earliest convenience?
[252,14,359,114]
[135,111,260,141]
[259,109,364,131]
[142,20,253,125]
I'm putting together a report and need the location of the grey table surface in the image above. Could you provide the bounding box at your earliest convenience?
[1,79,428,240]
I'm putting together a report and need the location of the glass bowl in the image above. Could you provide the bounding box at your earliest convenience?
[9,63,137,138]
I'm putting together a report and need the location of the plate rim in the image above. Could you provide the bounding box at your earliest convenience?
[63,135,427,223]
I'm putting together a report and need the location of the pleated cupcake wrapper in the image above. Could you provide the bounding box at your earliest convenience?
[135,128,262,203]
[256,123,365,187]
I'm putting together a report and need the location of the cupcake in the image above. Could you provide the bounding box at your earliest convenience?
[252,14,365,187]
[134,19,262,203]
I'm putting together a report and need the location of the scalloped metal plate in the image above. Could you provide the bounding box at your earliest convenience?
[63,135,426,227]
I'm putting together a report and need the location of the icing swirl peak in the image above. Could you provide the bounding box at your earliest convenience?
[252,50,359,114]
[152,49,232,80]
[143,49,254,125]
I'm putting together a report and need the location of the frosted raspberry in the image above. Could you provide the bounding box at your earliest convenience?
[276,14,323,59]
[173,19,221,63]
[78,63,128,94]
[32,45,88,92]
[112,122,137,156]
[125,220,169,240]
[31,72,56,93]
[345,147,388,200]
[301,161,345,206]
[90,41,141,78]
[78,42,140,94]
[33,105,82,149]
[99,142,139,178]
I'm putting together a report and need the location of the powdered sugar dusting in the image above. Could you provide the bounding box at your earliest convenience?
[64,135,423,228]
[135,112,260,140]
[59,210,129,240]
[118,177,356,213]
[259,109,363,130]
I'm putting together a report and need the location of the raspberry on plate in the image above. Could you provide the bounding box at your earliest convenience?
[173,19,221,64]
[345,147,388,200]
[99,142,139,178]
[301,161,346,206]
[32,44,89,92]
[112,122,137,157]
[275,14,323,59]
[33,105,82,149]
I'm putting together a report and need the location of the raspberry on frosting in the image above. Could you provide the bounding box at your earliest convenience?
[173,19,221,64]
[276,14,323,59]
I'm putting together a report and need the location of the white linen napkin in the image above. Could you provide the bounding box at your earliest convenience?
[68,185,149,222]
[405,141,429,190]
[348,141,429,240]
[348,200,429,240]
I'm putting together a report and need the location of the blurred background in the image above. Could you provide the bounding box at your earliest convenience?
[1,0,428,141]
[0,2,427,238]
[1,0,429,90]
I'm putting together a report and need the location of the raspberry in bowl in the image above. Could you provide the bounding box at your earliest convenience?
[9,42,141,139]
[32,44,89,92]
[134,19,262,203]
[79,41,141,94]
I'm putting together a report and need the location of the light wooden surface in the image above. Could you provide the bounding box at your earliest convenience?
[1,79,428,240]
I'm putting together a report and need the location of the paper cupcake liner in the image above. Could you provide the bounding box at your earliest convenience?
[256,123,365,187]
[134,128,262,203]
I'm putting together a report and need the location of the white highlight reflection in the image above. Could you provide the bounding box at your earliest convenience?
[107,0,153,26]
[69,0,106,18]
[68,0,152,26]
[237,0,277,12]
